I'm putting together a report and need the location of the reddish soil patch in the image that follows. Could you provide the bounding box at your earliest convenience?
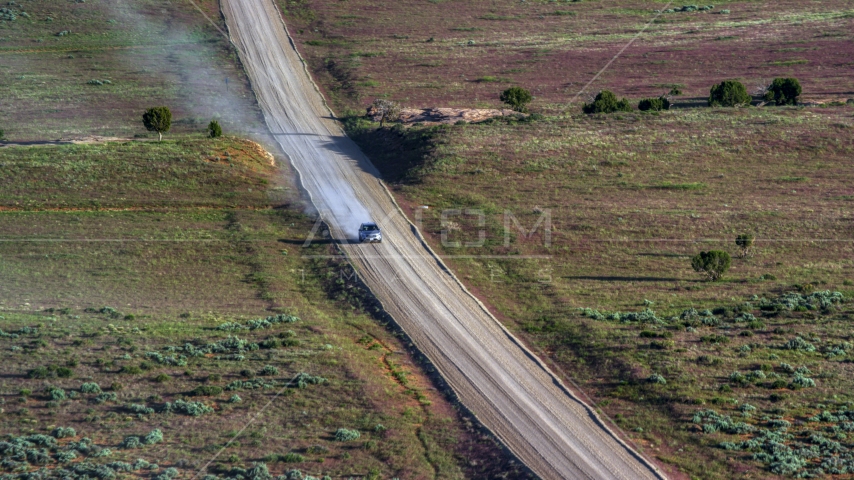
[277,0,854,113]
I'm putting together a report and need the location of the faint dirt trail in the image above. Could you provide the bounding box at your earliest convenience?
[220,1,666,478]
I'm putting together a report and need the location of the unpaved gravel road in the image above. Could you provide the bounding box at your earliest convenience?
[221,1,665,478]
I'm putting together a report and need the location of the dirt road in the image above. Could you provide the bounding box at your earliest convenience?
[220,1,665,478]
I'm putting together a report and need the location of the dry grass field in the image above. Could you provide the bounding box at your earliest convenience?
[0,138,527,480]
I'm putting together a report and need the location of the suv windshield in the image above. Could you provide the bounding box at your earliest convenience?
[360,224,379,231]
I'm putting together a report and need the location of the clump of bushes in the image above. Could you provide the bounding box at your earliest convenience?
[28,364,73,379]
[638,96,670,111]
[334,428,361,442]
[120,365,143,375]
[162,399,214,416]
[764,77,801,105]
[708,80,751,107]
[790,374,816,389]
[648,374,667,385]
[281,452,304,463]
[226,378,278,391]
[95,392,119,403]
[259,365,279,376]
[782,336,816,352]
[52,427,77,439]
[216,314,299,332]
[293,372,328,389]
[126,404,155,415]
[660,5,714,13]
[190,385,223,397]
[80,382,102,394]
[582,90,632,114]
[145,351,188,366]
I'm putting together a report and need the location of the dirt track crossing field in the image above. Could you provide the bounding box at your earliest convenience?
[220,1,666,478]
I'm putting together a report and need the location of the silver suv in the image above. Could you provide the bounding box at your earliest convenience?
[358,222,382,243]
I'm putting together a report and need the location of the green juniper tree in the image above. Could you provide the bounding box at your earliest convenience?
[764,77,801,105]
[142,107,172,141]
[208,120,222,138]
[708,80,751,107]
[500,86,533,112]
[691,250,731,281]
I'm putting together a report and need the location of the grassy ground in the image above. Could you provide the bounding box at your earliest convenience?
[344,104,854,478]
[0,138,525,480]
[0,0,264,141]
[279,0,854,113]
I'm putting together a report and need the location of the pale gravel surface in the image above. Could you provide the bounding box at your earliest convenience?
[220,1,666,478]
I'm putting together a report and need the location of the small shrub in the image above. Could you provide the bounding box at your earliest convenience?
[770,379,788,389]
[790,374,816,389]
[764,77,801,105]
[334,428,361,442]
[700,334,729,344]
[637,97,670,111]
[370,98,401,126]
[154,373,170,383]
[779,363,796,374]
[648,374,667,385]
[782,337,816,352]
[282,452,304,463]
[259,365,279,376]
[190,385,223,396]
[583,90,632,114]
[52,426,77,438]
[95,392,119,403]
[293,372,328,389]
[691,250,731,281]
[208,120,223,138]
[126,403,155,415]
[499,86,533,112]
[28,366,51,379]
[708,80,751,107]
[120,436,142,449]
[144,429,164,445]
[697,355,722,366]
[46,386,67,401]
[81,382,102,394]
[735,234,755,258]
[163,399,214,416]
[120,365,143,375]
[228,395,242,403]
